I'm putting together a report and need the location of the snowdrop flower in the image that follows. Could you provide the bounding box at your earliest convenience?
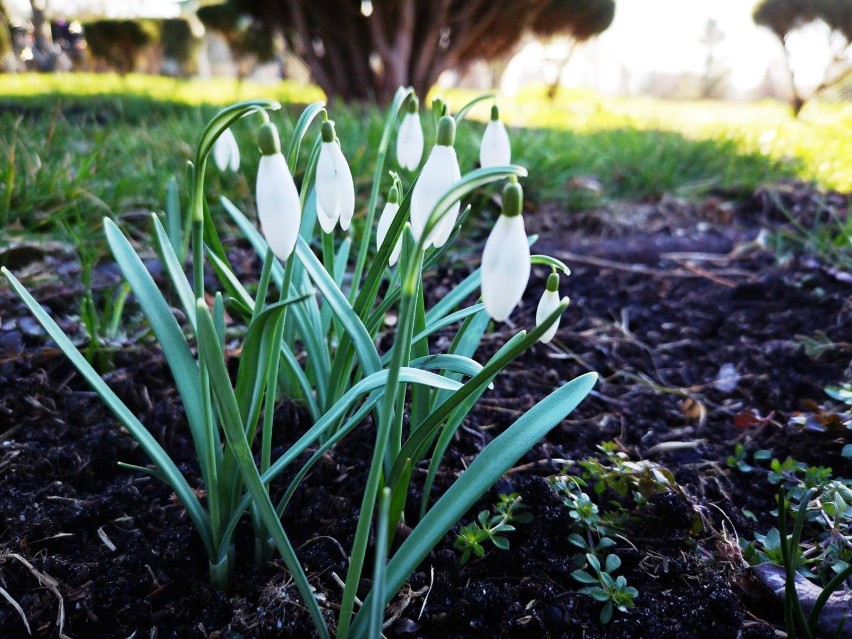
[536,272,566,343]
[376,184,403,266]
[480,178,530,322]
[410,115,461,249]
[213,127,240,172]
[255,122,301,262]
[396,96,423,171]
[479,104,511,168]
[316,120,355,234]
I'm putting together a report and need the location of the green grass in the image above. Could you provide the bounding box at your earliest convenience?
[0,73,848,248]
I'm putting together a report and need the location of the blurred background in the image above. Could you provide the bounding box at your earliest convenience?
[1,0,849,113]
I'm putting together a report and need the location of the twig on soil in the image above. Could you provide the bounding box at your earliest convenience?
[553,249,755,286]
[2,552,70,639]
[0,583,31,636]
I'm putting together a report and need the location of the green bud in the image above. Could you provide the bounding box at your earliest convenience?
[431,95,444,115]
[436,115,456,147]
[407,95,419,114]
[491,104,500,121]
[546,272,559,292]
[258,122,281,155]
[388,184,399,204]
[501,178,523,217]
[321,119,336,143]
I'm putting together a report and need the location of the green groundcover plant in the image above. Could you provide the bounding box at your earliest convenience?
[3,88,596,638]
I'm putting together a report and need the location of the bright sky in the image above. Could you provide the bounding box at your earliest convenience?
[600,0,830,89]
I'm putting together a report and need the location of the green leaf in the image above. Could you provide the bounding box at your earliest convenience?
[454,93,495,122]
[103,219,214,479]
[571,570,599,585]
[196,300,329,639]
[151,213,196,329]
[605,554,622,573]
[349,372,597,635]
[286,101,326,170]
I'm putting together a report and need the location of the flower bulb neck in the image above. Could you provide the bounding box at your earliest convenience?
[436,116,456,147]
[490,104,500,121]
[407,96,419,114]
[546,272,560,292]
[258,122,281,156]
[501,179,523,217]
[388,184,400,204]
[321,120,336,143]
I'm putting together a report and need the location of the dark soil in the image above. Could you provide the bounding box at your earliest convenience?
[1,181,850,638]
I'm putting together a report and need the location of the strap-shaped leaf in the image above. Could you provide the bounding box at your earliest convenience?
[295,236,382,376]
[103,219,212,478]
[151,213,196,330]
[350,372,598,635]
[196,300,330,639]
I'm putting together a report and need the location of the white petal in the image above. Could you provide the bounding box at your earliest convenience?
[480,214,530,321]
[256,153,301,261]
[536,289,562,343]
[333,142,355,231]
[397,113,424,171]
[430,150,461,248]
[316,197,338,234]
[213,128,237,172]
[480,120,511,168]
[376,202,402,266]
[410,146,457,248]
[227,132,240,171]
[316,142,340,229]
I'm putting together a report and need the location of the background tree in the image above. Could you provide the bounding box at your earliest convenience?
[197,2,275,79]
[753,0,852,115]
[223,0,616,102]
[532,0,616,99]
[83,20,158,74]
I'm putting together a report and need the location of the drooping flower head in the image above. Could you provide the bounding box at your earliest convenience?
[213,127,240,172]
[316,119,355,234]
[410,115,461,249]
[480,104,511,168]
[255,121,301,262]
[536,272,566,343]
[480,177,530,322]
[396,96,424,171]
[376,184,403,266]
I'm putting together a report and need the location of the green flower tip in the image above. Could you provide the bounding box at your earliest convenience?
[388,184,399,204]
[431,95,444,114]
[257,122,281,155]
[321,119,336,143]
[436,115,456,147]
[491,104,500,121]
[546,272,560,292]
[407,95,419,113]
[502,179,523,217]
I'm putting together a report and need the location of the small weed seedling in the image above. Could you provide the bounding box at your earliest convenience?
[453,492,532,564]
[571,553,639,624]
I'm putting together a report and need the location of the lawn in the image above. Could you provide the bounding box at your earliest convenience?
[1,73,849,244]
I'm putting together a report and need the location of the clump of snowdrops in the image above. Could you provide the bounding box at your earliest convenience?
[3,88,596,638]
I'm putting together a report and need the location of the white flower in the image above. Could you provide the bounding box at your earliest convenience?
[479,104,511,168]
[396,98,424,171]
[480,179,530,322]
[213,127,240,172]
[376,185,402,266]
[316,120,355,233]
[255,122,301,262]
[410,115,460,248]
[536,273,564,343]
